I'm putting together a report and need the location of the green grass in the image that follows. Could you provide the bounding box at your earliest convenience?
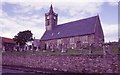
[2,49,102,55]
[3,49,80,55]
[111,45,119,54]
[3,45,119,55]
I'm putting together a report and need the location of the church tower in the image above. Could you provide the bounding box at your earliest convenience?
[45,4,58,31]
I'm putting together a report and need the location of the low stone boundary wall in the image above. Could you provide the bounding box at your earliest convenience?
[2,53,119,73]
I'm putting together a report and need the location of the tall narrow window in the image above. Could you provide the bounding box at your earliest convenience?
[57,39,62,46]
[82,36,88,43]
[70,38,74,44]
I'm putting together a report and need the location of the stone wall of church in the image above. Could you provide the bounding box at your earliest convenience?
[40,34,96,50]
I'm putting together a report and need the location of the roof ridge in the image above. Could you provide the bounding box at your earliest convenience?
[41,15,99,41]
[57,15,98,26]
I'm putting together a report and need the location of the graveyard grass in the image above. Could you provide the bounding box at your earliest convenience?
[3,45,119,55]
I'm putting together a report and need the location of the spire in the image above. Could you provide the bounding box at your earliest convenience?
[49,4,54,14]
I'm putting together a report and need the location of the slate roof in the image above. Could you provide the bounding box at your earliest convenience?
[41,16,99,41]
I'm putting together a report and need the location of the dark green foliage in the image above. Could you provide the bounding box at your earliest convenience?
[13,30,33,46]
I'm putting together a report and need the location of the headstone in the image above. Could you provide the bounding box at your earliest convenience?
[24,45,26,51]
[36,46,39,51]
[80,48,83,54]
[89,46,92,55]
[43,50,46,52]
[2,46,5,52]
[13,47,16,51]
[61,46,65,53]
[108,45,112,54]
[61,44,66,53]
[53,68,57,71]
[51,45,55,52]
[59,44,62,50]
[26,45,28,51]
[103,45,106,55]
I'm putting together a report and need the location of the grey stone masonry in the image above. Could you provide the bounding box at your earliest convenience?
[2,54,119,73]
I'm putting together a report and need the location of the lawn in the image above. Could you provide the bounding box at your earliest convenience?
[2,45,119,55]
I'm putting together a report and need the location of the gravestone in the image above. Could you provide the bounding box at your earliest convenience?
[43,50,46,52]
[80,47,83,54]
[61,43,66,53]
[36,47,38,51]
[103,45,106,55]
[51,44,55,52]
[107,45,112,54]
[88,44,93,55]
[89,46,92,55]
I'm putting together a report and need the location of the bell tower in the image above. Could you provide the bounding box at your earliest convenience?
[45,4,58,31]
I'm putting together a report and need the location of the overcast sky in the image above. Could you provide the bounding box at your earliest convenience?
[0,0,119,42]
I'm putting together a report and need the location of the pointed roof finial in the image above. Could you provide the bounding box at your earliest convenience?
[50,4,53,10]
[49,4,54,14]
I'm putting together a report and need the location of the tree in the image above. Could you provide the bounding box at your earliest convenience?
[13,30,33,47]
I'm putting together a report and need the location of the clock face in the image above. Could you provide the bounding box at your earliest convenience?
[54,17,56,19]
[47,16,49,19]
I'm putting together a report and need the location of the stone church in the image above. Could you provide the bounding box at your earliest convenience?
[40,5,104,50]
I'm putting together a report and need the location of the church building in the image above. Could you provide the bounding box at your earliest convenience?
[40,5,104,50]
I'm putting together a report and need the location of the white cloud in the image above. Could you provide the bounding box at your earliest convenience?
[1,0,119,3]
[108,2,118,6]
[0,9,45,39]
[0,0,118,42]
[102,24,118,42]
[0,17,20,38]
[13,4,34,14]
